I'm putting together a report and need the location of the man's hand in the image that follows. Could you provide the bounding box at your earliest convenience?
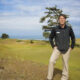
[70,47,72,51]
[53,46,57,49]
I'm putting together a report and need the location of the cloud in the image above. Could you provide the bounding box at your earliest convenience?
[0,0,24,5]
[0,12,16,16]
[0,0,44,17]
[0,16,43,36]
[0,0,80,38]
[0,16,41,30]
[15,5,42,12]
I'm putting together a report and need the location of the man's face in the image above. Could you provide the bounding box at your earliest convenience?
[59,16,66,25]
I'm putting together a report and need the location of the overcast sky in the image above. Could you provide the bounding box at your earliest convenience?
[0,0,80,38]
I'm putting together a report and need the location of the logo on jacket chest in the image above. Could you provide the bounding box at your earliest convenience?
[56,31,60,34]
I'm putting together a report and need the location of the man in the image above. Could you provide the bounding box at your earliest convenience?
[47,14,75,80]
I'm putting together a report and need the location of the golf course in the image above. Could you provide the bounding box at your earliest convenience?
[0,38,80,80]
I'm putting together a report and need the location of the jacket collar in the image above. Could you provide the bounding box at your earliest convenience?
[58,24,67,29]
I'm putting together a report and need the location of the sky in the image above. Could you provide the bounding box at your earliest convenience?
[0,0,80,39]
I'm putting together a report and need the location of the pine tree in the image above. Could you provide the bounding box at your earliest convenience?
[40,5,70,39]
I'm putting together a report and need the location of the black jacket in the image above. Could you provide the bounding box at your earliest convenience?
[49,24,75,53]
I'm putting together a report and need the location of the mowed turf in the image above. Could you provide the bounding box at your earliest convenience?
[0,38,80,80]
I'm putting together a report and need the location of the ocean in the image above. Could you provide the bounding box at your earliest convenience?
[10,35,80,40]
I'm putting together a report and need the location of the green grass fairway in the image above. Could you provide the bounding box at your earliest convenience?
[0,38,80,80]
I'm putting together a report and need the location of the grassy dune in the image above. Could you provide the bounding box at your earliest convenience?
[0,38,80,80]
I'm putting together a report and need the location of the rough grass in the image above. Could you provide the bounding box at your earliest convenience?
[0,58,62,80]
[0,38,80,80]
